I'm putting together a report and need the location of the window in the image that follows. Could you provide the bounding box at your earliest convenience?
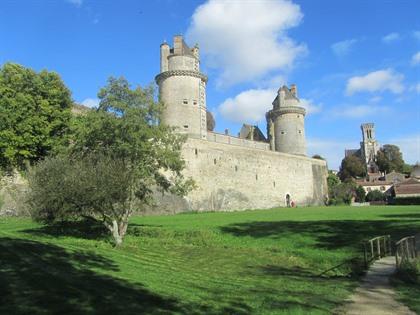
[183,125,189,129]
[195,148,198,156]
[255,174,258,180]
[235,165,238,172]
[281,131,285,135]
[298,130,302,134]
[193,100,197,105]
[214,159,217,165]
[273,181,276,187]
[183,100,188,105]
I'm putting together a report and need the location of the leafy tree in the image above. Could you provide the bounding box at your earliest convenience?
[0,63,72,170]
[312,154,325,160]
[376,144,405,173]
[329,181,356,205]
[355,186,366,203]
[338,155,366,181]
[206,110,215,131]
[366,190,386,202]
[28,77,194,245]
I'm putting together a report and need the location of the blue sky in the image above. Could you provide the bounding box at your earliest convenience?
[1,0,419,169]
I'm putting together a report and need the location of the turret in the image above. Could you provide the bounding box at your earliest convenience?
[155,35,208,139]
[266,84,306,155]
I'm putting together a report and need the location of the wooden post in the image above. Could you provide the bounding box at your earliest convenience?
[363,243,368,268]
[377,238,381,258]
[370,240,374,259]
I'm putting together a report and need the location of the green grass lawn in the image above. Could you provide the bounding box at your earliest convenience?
[1,205,420,314]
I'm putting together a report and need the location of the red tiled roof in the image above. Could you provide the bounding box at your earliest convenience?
[394,180,420,197]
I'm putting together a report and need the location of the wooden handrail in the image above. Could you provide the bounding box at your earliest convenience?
[363,235,391,267]
[395,236,417,269]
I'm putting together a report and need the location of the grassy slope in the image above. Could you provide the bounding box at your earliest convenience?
[1,206,420,314]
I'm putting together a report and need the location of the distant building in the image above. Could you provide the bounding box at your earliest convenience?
[239,124,267,142]
[345,123,380,173]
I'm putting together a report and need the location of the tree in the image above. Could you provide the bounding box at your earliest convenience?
[366,190,385,202]
[0,63,72,170]
[28,77,194,245]
[338,155,366,181]
[206,110,215,131]
[355,186,366,203]
[376,144,405,173]
[312,154,325,160]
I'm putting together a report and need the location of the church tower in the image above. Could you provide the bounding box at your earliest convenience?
[360,123,380,165]
[266,84,307,155]
[155,35,208,139]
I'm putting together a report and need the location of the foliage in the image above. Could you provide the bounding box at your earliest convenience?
[339,155,366,181]
[392,259,420,313]
[206,110,215,131]
[2,206,420,314]
[328,180,356,205]
[312,154,324,160]
[355,186,366,203]
[0,63,72,170]
[376,144,405,173]
[394,197,420,205]
[28,77,193,245]
[366,190,386,202]
[402,163,413,175]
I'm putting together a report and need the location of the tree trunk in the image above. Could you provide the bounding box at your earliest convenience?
[110,219,124,246]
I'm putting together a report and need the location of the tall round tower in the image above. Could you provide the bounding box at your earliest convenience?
[266,84,306,155]
[155,35,208,139]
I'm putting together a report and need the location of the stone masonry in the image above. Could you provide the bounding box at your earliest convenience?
[155,35,328,212]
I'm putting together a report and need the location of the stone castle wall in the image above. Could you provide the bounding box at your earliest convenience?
[155,137,328,213]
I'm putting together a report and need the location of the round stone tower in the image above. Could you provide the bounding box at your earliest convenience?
[266,84,306,155]
[155,35,208,139]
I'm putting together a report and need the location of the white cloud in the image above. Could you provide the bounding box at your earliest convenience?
[186,0,306,87]
[300,98,322,114]
[410,83,420,94]
[369,96,382,103]
[346,69,404,95]
[307,138,359,170]
[382,32,400,43]
[331,39,358,57]
[218,88,320,123]
[389,134,420,165]
[411,51,420,66]
[218,89,276,123]
[331,104,390,119]
[67,0,82,8]
[81,98,100,108]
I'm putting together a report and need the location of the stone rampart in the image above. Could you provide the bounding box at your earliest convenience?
[154,137,328,213]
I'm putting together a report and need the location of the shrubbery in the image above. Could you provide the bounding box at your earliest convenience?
[366,190,386,202]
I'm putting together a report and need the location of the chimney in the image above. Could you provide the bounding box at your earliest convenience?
[174,35,183,55]
[290,84,297,97]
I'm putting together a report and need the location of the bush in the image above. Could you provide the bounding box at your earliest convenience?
[394,197,420,205]
[366,190,386,202]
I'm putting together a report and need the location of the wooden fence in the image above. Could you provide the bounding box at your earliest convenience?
[363,235,392,267]
[395,236,417,269]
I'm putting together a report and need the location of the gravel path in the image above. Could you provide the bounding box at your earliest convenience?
[339,255,416,315]
[338,234,420,315]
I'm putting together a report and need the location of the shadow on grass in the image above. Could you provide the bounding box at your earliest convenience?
[0,237,252,315]
[23,219,110,241]
[220,219,420,251]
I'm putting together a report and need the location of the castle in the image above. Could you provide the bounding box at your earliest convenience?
[154,35,328,212]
